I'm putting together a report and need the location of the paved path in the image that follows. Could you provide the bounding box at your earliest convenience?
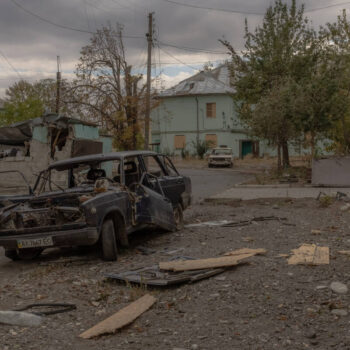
[208,185,350,201]
[178,167,250,202]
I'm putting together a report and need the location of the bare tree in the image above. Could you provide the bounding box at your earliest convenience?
[66,24,145,150]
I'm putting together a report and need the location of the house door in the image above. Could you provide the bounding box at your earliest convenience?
[242,141,253,158]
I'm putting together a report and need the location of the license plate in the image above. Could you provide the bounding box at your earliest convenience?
[17,236,53,249]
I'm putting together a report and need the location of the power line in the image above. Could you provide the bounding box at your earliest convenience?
[0,49,23,80]
[8,0,144,38]
[158,46,200,71]
[157,40,227,54]
[157,0,350,15]
[158,0,264,15]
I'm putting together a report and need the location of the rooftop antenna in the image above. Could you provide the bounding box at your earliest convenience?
[56,56,61,114]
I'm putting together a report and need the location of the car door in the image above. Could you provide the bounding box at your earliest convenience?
[132,156,176,232]
[157,156,185,206]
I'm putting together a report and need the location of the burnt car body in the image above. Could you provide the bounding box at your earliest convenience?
[0,151,191,261]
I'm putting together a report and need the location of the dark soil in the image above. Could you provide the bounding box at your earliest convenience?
[1,198,350,350]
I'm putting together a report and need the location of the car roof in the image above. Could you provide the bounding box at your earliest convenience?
[49,151,158,171]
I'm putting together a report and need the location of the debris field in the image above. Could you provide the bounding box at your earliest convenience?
[1,198,350,349]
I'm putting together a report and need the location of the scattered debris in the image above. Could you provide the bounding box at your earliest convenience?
[311,229,321,235]
[242,237,254,242]
[340,204,350,212]
[186,216,289,229]
[223,248,267,256]
[0,311,43,327]
[159,251,262,272]
[338,250,350,256]
[287,244,329,265]
[14,303,76,316]
[185,220,234,228]
[330,281,348,294]
[276,254,289,258]
[79,294,156,339]
[106,260,225,287]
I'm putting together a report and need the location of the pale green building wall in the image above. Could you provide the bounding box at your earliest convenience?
[151,94,272,158]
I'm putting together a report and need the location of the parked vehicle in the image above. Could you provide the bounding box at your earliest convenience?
[0,151,192,261]
[208,147,233,168]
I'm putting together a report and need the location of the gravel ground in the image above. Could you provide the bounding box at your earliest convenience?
[1,198,350,349]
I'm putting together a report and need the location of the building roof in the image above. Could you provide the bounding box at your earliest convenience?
[159,64,235,97]
[49,151,157,171]
[0,114,97,146]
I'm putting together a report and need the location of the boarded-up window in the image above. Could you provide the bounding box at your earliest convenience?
[206,103,216,118]
[174,135,186,149]
[205,134,217,147]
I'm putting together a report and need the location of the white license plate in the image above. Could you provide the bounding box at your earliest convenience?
[17,236,53,249]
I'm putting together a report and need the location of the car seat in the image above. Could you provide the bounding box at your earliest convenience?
[123,161,139,187]
[86,168,106,182]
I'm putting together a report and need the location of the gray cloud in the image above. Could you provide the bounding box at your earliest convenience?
[0,0,348,96]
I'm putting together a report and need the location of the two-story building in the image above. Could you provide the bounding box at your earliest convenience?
[151,64,261,158]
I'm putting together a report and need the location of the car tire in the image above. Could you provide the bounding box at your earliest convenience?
[173,204,184,231]
[208,164,212,168]
[4,249,20,261]
[101,219,118,261]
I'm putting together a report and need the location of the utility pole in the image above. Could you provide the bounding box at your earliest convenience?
[56,56,61,114]
[144,12,153,150]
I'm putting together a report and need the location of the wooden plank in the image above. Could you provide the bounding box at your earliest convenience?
[224,248,267,256]
[338,250,350,256]
[159,253,254,272]
[287,244,329,265]
[79,294,156,339]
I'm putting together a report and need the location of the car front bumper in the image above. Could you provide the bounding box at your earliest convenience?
[0,227,99,250]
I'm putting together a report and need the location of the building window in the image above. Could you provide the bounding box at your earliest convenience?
[206,103,216,118]
[174,135,186,149]
[205,134,217,148]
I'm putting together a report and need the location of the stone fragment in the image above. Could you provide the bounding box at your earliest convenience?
[0,311,43,327]
[330,282,348,294]
[331,309,348,317]
[340,204,350,212]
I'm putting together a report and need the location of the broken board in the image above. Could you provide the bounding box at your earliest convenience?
[287,244,329,265]
[159,253,255,272]
[79,294,156,339]
[224,248,267,257]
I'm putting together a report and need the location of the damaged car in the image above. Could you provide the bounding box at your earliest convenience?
[0,151,191,261]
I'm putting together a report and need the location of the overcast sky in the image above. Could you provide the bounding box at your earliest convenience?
[0,0,349,97]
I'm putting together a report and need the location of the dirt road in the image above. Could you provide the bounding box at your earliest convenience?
[1,197,350,349]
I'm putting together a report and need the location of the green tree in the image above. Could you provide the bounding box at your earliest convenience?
[1,78,71,127]
[221,0,315,167]
[320,10,350,154]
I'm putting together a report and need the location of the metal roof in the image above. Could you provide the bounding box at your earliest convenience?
[0,114,97,146]
[49,151,157,171]
[159,64,235,97]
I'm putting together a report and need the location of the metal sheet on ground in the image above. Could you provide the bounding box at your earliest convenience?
[105,259,225,286]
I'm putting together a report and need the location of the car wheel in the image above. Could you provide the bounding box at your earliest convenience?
[101,219,118,261]
[208,164,212,168]
[5,249,20,261]
[173,204,184,231]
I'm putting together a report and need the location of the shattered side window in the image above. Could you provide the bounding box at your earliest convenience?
[163,157,178,176]
[143,156,165,178]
